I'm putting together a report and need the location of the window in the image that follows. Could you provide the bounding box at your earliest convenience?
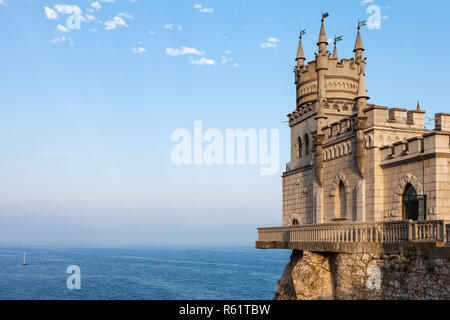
[335,181,347,219]
[402,184,419,221]
[296,137,302,158]
[304,134,310,155]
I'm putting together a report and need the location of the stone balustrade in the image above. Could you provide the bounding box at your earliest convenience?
[257,220,447,246]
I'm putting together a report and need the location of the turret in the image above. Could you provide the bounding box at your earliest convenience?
[354,65,369,177]
[296,31,306,67]
[355,65,370,117]
[354,23,365,62]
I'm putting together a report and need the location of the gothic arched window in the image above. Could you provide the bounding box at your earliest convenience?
[296,137,302,158]
[304,134,310,155]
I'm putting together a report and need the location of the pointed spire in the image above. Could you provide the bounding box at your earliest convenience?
[317,18,328,48]
[296,32,306,67]
[332,39,338,60]
[417,101,421,111]
[354,23,365,61]
[356,65,369,99]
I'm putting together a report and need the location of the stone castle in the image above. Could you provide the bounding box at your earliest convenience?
[256,16,450,300]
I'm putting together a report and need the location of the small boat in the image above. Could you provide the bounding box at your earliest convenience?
[22,253,28,266]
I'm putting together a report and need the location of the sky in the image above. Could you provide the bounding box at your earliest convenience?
[0,0,449,247]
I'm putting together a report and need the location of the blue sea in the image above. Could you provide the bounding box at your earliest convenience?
[0,247,290,300]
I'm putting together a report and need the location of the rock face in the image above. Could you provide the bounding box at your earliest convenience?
[275,246,450,300]
[275,250,333,300]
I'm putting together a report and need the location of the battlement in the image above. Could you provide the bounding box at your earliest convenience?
[364,105,426,129]
[380,130,450,164]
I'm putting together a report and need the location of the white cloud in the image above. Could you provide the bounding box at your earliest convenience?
[361,0,374,4]
[56,24,69,33]
[166,47,205,56]
[220,56,234,65]
[132,46,146,54]
[194,4,214,13]
[164,24,183,31]
[261,37,279,48]
[190,57,217,66]
[118,12,133,19]
[44,6,58,19]
[91,2,101,10]
[85,14,96,21]
[105,16,128,30]
[0,0,7,6]
[50,36,67,44]
[54,4,82,15]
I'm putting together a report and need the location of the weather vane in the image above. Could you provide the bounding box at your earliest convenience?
[299,29,306,39]
[322,11,329,21]
[358,19,367,29]
[334,35,343,45]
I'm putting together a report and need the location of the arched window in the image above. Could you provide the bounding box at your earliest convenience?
[402,184,419,221]
[335,181,347,219]
[296,137,302,158]
[304,134,310,155]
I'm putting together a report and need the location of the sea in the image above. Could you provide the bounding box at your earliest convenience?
[0,247,291,300]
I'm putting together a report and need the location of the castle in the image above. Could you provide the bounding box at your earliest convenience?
[256,16,450,300]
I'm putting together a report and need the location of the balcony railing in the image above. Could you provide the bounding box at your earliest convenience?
[257,220,448,245]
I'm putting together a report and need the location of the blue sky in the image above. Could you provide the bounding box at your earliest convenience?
[0,0,449,246]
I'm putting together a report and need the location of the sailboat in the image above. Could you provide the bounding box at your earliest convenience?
[22,253,28,266]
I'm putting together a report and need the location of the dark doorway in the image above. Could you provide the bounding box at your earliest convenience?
[402,184,419,221]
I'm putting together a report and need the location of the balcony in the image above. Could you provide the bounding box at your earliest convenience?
[256,220,449,254]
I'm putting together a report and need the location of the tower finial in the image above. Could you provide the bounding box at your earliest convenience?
[296,29,306,67]
[333,35,343,60]
[417,101,421,111]
[354,20,366,61]
[317,12,329,51]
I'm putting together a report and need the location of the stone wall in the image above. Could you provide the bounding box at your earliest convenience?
[275,245,450,300]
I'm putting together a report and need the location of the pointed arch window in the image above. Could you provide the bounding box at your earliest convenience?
[304,133,310,155]
[335,181,347,219]
[296,137,302,158]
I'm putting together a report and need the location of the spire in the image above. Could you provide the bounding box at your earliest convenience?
[317,18,328,49]
[417,101,421,111]
[296,32,306,67]
[332,39,338,60]
[356,66,369,99]
[354,23,365,61]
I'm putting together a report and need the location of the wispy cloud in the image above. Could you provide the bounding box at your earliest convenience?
[56,24,70,33]
[361,0,374,4]
[194,4,214,13]
[0,0,7,6]
[44,7,58,19]
[132,46,146,54]
[260,37,279,48]
[166,47,205,56]
[164,24,183,31]
[91,1,102,10]
[105,16,128,30]
[190,57,217,66]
